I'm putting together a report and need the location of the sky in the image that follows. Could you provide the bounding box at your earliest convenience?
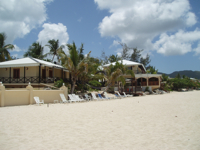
[1,0,200,74]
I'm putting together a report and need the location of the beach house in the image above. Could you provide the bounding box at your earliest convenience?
[103,60,162,92]
[0,57,71,88]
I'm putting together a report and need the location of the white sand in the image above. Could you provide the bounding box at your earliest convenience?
[0,91,200,150]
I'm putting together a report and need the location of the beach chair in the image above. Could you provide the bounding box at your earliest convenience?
[97,94,106,100]
[116,91,126,98]
[104,92,115,99]
[123,92,133,97]
[59,94,69,103]
[91,93,99,100]
[114,94,121,99]
[68,94,80,103]
[72,94,86,102]
[34,97,44,105]
[85,94,92,101]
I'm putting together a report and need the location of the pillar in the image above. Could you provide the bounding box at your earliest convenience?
[39,64,41,83]
[60,85,68,100]
[9,67,11,83]
[24,66,26,83]
[26,83,33,105]
[0,82,5,107]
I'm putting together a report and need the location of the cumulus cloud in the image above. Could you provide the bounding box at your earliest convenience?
[37,23,69,55]
[0,0,52,43]
[154,29,200,56]
[95,0,200,56]
[13,45,22,52]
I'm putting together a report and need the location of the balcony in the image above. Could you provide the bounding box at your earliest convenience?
[0,76,71,84]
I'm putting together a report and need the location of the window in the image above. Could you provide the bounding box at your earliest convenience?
[128,66,132,70]
[13,69,20,78]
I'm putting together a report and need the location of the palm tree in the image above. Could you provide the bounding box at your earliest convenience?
[0,33,15,62]
[24,42,46,59]
[45,39,65,62]
[103,61,135,92]
[146,66,158,74]
[59,42,91,93]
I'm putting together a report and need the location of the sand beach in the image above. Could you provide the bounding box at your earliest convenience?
[0,91,200,150]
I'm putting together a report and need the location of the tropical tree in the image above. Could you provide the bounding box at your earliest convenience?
[108,54,121,63]
[45,39,65,62]
[146,66,158,74]
[24,42,46,59]
[58,42,91,93]
[103,61,135,92]
[0,33,15,62]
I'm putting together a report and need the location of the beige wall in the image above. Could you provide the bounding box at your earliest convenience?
[0,83,68,107]
[0,91,1,107]
[0,66,38,78]
[0,68,9,77]
[5,90,29,106]
[33,90,63,104]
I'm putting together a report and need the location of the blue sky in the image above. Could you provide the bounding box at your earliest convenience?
[1,0,200,74]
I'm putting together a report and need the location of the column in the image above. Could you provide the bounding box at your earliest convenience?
[0,82,5,107]
[39,64,41,83]
[26,83,33,104]
[24,66,26,83]
[9,67,11,83]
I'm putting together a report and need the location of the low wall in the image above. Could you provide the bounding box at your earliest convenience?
[0,83,68,107]
[33,90,63,104]
[5,90,29,106]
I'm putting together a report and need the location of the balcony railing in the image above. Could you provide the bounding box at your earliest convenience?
[0,76,72,84]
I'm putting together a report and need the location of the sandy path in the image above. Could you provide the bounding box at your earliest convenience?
[0,91,200,150]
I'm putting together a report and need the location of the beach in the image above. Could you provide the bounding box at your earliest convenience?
[0,91,200,150]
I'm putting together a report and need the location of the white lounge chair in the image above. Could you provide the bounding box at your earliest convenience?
[34,97,44,105]
[85,94,91,101]
[104,92,115,99]
[91,93,99,100]
[68,94,79,103]
[59,94,69,103]
[116,91,125,98]
[123,92,133,97]
[72,94,86,102]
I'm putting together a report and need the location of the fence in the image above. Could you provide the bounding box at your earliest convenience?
[0,83,68,107]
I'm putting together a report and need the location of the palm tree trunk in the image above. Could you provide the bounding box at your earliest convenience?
[71,80,76,94]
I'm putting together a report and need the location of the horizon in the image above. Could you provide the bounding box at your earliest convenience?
[1,0,200,74]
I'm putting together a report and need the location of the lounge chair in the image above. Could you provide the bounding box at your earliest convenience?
[91,93,99,100]
[104,92,115,99]
[85,94,92,101]
[34,97,44,105]
[114,94,121,99]
[116,91,126,98]
[68,94,80,103]
[97,94,106,100]
[72,94,86,102]
[123,92,133,97]
[59,94,69,103]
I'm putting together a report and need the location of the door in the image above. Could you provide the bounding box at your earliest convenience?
[13,69,20,78]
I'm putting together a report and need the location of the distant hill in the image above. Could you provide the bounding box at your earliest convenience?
[157,70,200,79]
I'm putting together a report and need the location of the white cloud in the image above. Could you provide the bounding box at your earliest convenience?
[154,29,200,56]
[37,23,69,55]
[13,45,22,52]
[0,0,52,43]
[194,42,200,56]
[95,0,199,56]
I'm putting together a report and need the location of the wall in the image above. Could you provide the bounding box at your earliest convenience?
[0,83,68,107]
[0,68,9,77]
[33,90,64,104]
[5,90,29,106]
